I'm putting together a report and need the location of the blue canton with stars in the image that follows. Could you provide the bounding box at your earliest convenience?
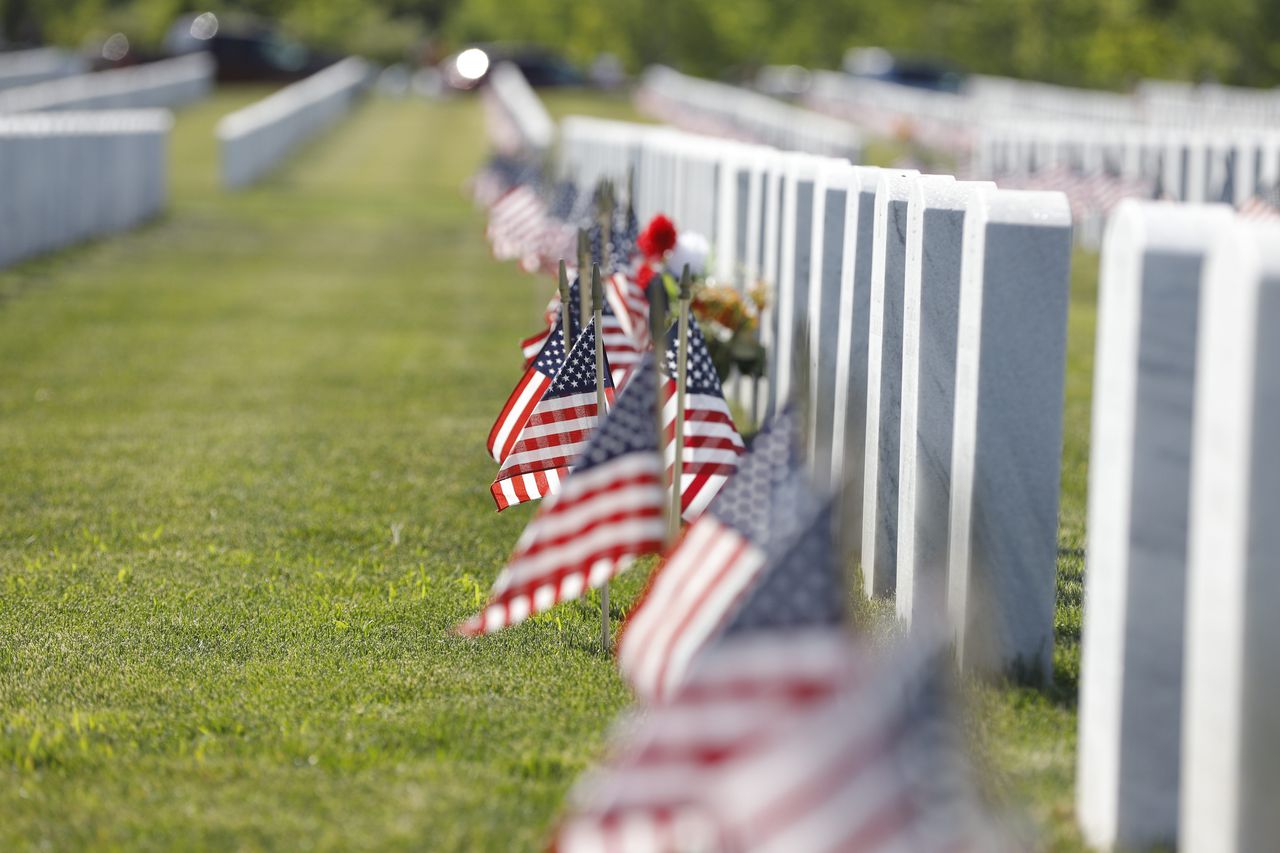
[610,204,638,270]
[574,354,660,474]
[662,315,726,396]
[546,320,614,398]
[706,408,804,546]
[547,181,578,221]
[532,324,569,378]
[587,223,605,270]
[718,497,845,637]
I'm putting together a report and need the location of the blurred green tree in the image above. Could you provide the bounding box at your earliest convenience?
[2,0,1278,88]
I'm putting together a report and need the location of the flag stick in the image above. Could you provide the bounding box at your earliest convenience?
[670,265,692,540]
[577,229,589,329]
[557,259,573,346]
[591,263,610,653]
[626,166,635,221]
[648,274,670,544]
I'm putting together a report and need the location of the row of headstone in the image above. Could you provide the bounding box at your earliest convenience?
[807,66,1280,140]
[481,62,554,156]
[0,110,172,269]
[0,47,87,93]
[637,65,862,163]
[557,116,1075,682]
[1076,200,1279,852]
[974,119,1280,206]
[0,53,213,114]
[217,57,372,189]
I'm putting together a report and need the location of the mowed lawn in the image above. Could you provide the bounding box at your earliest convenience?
[0,89,1094,851]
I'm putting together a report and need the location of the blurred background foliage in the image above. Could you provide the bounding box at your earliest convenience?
[2,0,1278,89]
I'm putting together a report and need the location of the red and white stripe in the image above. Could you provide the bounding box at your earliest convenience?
[520,325,551,367]
[558,631,863,852]
[608,272,651,343]
[458,454,666,635]
[618,518,768,702]
[487,364,553,464]
[564,632,990,853]
[603,311,643,389]
[491,388,615,511]
[663,383,744,521]
[487,186,548,261]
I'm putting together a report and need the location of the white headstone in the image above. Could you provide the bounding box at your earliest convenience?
[1180,218,1280,853]
[770,154,817,415]
[831,166,880,564]
[807,160,855,490]
[862,169,923,597]
[947,188,1072,681]
[1076,201,1233,849]
[896,179,993,624]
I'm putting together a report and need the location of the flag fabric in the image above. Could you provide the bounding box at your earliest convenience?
[561,492,998,852]
[661,316,745,521]
[529,275,642,387]
[491,321,615,511]
[558,629,861,853]
[458,355,667,636]
[709,640,995,853]
[607,270,651,343]
[521,326,552,367]
[560,637,999,853]
[488,185,550,262]
[488,322,574,464]
[597,469,1000,851]
[602,298,644,389]
[618,409,815,702]
[520,276,585,367]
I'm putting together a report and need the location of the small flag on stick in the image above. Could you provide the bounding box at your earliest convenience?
[660,315,745,522]
[490,321,615,511]
[457,354,667,636]
[618,409,805,702]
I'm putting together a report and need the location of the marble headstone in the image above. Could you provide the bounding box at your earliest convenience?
[1180,219,1280,853]
[947,188,1072,681]
[771,154,816,415]
[1076,201,1233,850]
[807,160,854,490]
[831,166,880,566]
[861,169,922,598]
[896,178,992,624]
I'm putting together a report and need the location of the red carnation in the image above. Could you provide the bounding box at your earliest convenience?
[637,215,677,260]
[635,262,655,289]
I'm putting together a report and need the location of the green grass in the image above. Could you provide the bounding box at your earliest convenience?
[0,89,1098,850]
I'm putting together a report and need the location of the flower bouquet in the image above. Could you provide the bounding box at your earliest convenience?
[636,214,767,383]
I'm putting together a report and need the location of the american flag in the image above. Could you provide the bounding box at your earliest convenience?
[613,202,640,265]
[488,320,574,464]
[603,297,644,389]
[618,409,822,701]
[662,316,745,521]
[607,270,652,343]
[458,354,667,636]
[488,184,551,262]
[521,326,552,367]
[561,500,997,852]
[519,276,585,368]
[558,630,861,853]
[470,155,538,208]
[491,320,615,511]
[527,275,642,386]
